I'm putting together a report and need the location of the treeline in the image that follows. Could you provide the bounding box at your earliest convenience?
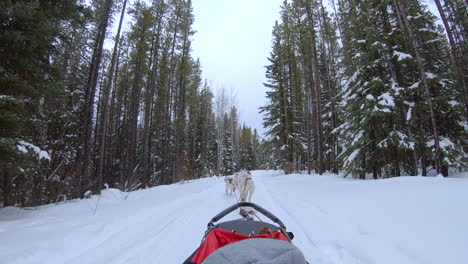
[0,0,259,207]
[261,0,467,178]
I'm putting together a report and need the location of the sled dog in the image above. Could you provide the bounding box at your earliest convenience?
[239,170,255,202]
[224,176,236,195]
[233,172,241,190]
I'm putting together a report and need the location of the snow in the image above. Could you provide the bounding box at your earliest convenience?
[352,130,363,145]
[0,95,16,100]
[439,78,450,88]
[406,106,412,121]
[38,151,51,161]
[344,68,362,92]
[377,107,391,113]
[1,171,467,264]
[407,14,422,20]
[439,137,455,149]
[426,137,455,149]
[418,28,433,32]
[408,82,419,89]
[448,100,459,107]
[16,140,51,161]
[425,72,436,79]
[459,121,468,131]
[378,130,415,150]
[378,92,395,107]
[391,80,404,95]
[16,144,28,153]
[345,149,360,165]
[393,51,412,61]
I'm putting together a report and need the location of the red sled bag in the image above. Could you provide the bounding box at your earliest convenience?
[182,202,308,264]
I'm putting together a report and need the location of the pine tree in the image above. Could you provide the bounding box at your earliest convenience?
[260,21,295,173]
[205,114,219,176]
[434,0,467,116]
[1,0,91,206]
[334,0,467,177]
[1,0,236,207]
[338,0,403,179]
[222,114,235,175]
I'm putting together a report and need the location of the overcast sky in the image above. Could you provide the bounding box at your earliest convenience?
[191,0,284,136]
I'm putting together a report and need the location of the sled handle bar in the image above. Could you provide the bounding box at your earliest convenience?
[208,202,286,229]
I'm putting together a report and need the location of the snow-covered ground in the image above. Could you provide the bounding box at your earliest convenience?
[1,171,467,264]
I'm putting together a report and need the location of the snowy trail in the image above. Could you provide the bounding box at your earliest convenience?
[1,171,468,264]
[254,172,421,264]
[64,179,236,264]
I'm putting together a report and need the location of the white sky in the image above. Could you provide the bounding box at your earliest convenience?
[191,0,284,136]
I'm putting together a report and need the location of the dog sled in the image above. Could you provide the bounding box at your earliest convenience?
[182,202,308,264]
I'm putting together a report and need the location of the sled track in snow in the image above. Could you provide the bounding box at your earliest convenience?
[252,174,324,263]
[254,173,368,264]
[64,183,226,264]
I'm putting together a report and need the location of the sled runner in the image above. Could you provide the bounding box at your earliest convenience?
[183,202,308,264]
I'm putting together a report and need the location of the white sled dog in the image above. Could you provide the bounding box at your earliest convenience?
[239,170,255,202]
[233,172,241,190]
[224,176,236,195]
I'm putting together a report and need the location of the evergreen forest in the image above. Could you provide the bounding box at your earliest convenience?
[1,0,466,207]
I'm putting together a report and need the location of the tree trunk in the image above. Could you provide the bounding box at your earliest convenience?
[77,0,113,196]
[174,35,189,181]
[162,7,181,184]
[2,168,14,207]
[142,4,164,187]
[305,1,324,175]
[280,74,292,169]
[298,17,313,175]
[127,57,143,184]
[108,43,126,188]
[319,0,338,174]
[416,107,427,176]
[96,0,127,194]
